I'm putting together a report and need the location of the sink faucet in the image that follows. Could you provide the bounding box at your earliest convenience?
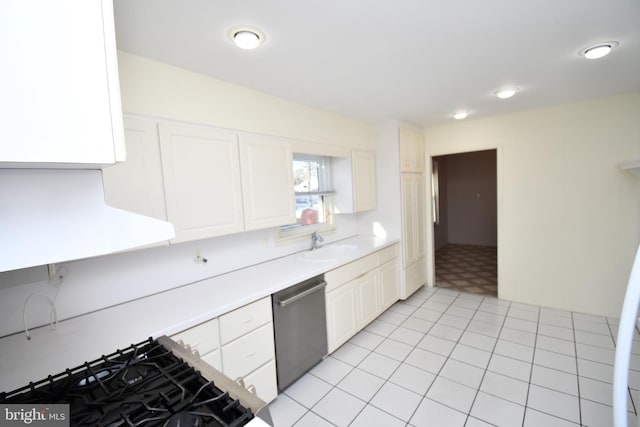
[311,231,324,250]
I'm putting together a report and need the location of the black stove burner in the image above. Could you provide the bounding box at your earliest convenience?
[121,365,149,385]
[164,412,203,427]
[0,338,254,427]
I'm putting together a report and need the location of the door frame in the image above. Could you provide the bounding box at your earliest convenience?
[424,145,502,298]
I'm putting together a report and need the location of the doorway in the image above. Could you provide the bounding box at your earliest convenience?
[431,150,497,296]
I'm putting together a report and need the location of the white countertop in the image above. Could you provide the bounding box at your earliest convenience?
[0,235,398,392]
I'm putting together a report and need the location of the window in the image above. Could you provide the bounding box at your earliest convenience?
[281,154,334,232]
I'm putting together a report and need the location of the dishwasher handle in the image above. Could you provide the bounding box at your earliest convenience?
[276,281,326,307]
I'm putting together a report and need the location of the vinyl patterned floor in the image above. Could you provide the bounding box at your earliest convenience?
[268,286,638,427]
[435,244,497,297]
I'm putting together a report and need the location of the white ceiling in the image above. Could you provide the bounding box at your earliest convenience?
[113,0,640,127]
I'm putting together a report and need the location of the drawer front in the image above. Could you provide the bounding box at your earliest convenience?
[243,360,278,404]
[201,349,222,371]
[171,317,219,356]
[221,323,275,380]
[219,297,272,345]
[377,244,398,265]
[325,253,377,292]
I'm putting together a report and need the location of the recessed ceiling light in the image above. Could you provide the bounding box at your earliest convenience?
[579,41,619,59]
[495,88,518,99]
[453,111,468,120]
[229,27,265,50]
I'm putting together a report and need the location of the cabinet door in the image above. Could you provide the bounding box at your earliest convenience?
[352,150,377,212]
[357,271,380,326]
[415,176,427,259]
[159,123,244,243]
[326,282,359,353]
[0,0,124,166]
[401,174,427,266]
[379,260,400,311]
[103,117,167,222]
[401,175,418,266]
[399,127,424,173]
[239,134,296,230]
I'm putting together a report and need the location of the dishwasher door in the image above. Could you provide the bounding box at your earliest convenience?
[272,274,328,392]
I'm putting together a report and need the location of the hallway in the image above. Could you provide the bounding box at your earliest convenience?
[435,244,497,297]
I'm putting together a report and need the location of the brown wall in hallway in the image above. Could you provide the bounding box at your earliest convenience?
[434,149,497,248]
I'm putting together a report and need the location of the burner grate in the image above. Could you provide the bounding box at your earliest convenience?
[1,338,254,427]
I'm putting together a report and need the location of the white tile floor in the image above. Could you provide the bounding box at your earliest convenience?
[268,286,640,427]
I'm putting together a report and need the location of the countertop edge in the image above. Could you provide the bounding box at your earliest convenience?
[0,235,399,392]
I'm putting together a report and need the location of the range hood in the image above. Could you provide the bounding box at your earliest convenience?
[0,168,175,272]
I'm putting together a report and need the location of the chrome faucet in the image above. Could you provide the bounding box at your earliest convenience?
[311,231,324,250]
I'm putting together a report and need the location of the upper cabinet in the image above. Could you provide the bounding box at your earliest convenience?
[334,150,377,214]
[103,117,167,222]
[239,134,296,231]
[159,122,245,243]
[0,0,125,167]
[399,126,424,173]
[352,150,377,212]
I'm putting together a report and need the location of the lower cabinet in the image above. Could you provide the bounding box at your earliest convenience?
[326,282,359,350]
[171,296,278,404]
[379,258,400,311]
[325,244,399,353]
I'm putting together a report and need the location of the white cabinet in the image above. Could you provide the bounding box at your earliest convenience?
[102,117,167,223]
[352,150,377,212]
[159,122,244,243]
[171,297,278,404]
[239,134,296,230]
[326,281,359,351]
[221,324,274,381]
[219,297,277,404]
[333,150,377,214]
[401,173,427,297]
[379,259,400,311]
[0,0,125,167]
[357,271,380,326]
[399,126,424,173]
[325,244,399,352]
[171,317,222,371]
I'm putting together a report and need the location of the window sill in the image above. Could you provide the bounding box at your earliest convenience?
[275,222,335,244]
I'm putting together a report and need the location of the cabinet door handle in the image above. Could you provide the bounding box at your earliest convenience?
[245,352,256,358]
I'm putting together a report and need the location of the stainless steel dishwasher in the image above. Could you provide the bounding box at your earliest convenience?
[272,274,328,392]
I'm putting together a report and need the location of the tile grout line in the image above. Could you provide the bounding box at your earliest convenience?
[460,291,506,427]
[520,303,541,427]
[327,286,440,426]
[357,287,454,426]
[570,311,583,427]
[280,288,623,427]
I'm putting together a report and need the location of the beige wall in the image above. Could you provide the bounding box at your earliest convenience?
[424,93,640,317]
[117,51,373,150]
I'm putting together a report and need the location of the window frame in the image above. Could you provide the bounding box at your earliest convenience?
[277,153,335,240]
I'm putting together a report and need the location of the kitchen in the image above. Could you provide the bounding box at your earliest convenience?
[1,1,640,426]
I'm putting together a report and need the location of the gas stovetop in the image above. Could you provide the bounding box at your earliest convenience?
[0,338,259,426]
